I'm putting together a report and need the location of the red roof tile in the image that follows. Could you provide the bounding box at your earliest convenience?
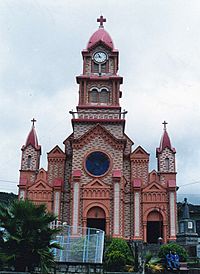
[157,130,176,153]
[25,126,40,149]
[87,28,114,50]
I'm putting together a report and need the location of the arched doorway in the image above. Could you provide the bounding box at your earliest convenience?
[87,206,106,233]
[147,211,163,243]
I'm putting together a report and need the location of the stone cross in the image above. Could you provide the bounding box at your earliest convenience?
[97,15,106,27]
[31,118,36,126]
[162,120,168,130]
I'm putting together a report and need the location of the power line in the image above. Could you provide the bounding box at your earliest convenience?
[0,178,200,188]
[179,180,200,188]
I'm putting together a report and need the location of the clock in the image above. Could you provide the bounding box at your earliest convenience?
[85,151,110,176]
[93,51,107,64]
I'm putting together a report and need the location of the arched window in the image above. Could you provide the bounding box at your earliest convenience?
[27,155,32,168]
[165,158,170,171]
[89,88,98,103]
[100,88,109,103]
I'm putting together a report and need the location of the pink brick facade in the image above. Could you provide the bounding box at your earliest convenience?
[18,17,177,243]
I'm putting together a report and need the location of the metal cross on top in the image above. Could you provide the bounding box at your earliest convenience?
[31,118,36,126]
[97,15,106,27]
[162,120,168,130]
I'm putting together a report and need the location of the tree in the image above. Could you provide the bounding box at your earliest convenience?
[0,199,60,273]
[104,238,134,271]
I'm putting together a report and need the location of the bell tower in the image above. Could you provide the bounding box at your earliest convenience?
[75,15,123,113]
[156,121,176,176]
[67,17,130,236]
[18,119,41,200]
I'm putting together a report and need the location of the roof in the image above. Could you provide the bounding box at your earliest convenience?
[25,125,40,150]
[87,27,114,50]
[157,128,176,154]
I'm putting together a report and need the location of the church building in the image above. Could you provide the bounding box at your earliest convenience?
[18,16,177,244]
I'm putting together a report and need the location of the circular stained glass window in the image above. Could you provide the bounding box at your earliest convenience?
[85,151,110,176]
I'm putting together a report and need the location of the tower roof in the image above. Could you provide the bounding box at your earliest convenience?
[87,16,114,50]
[24,118,40,150]
[156,121,176,154]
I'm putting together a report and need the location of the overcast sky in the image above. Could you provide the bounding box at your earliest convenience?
[0,0,200,204]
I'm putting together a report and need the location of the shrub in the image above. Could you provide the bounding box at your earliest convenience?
[158,243,188,262]
[104,238,133,271]
[145,251,163,273]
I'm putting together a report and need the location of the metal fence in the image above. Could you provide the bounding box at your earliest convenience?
[51,224,105,264]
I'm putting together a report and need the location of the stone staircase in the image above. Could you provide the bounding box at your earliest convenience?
[138,243,161,257]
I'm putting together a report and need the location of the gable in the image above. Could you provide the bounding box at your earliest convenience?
[131,146,149,160]
[149,170,159,183]
[28,179,53,192]
[142,181,167,203]
[72,124,126,150]
[36,168,47,181]
[82,179,110,200]
[63,133,74,145]
[84,179,110,189]
[47,145,65,159]
[143,181,166,192]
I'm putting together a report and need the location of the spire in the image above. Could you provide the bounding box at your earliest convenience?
[156,121,176,154]
[181,198,190,219]
[87,16,114,50]
[25,118,40,150]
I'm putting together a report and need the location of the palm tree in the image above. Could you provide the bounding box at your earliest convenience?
[144,251,163,273]
[0,199,60,273]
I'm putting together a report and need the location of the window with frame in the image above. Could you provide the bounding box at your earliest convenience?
[92,61,107,74]
[93,63,99,73]
[101,63,106,73]
[100,88,109,103]
[89,88,98,103]
[165,157,170,171]
[27,155,32,168]
[89,87,110,104]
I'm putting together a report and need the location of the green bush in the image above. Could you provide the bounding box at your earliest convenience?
[104,238,133,271]
[105,250,126,271]
[158,243,188,262]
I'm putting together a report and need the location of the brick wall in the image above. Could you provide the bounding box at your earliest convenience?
[131,161,149,185]
[73,121,123,139]
[158,147,175,173]
[47,158,65,185]
[21,145,40,170]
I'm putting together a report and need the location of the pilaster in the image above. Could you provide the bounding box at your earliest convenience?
[71,170,81,234]
[132,179,142,240]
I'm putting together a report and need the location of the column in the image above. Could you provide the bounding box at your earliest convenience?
[134,192,140,237]
[53,179,63,220]
[113,170,121,236]
[133,179,141,240]
[72,170,81,234]
[114,182,120,235]
[53,191,60,217]
[169,191,176,238]
[72,181,80,234]
[143,223,147,242]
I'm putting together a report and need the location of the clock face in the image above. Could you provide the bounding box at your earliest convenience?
[93,51,107,64]
[85,151,110,176]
